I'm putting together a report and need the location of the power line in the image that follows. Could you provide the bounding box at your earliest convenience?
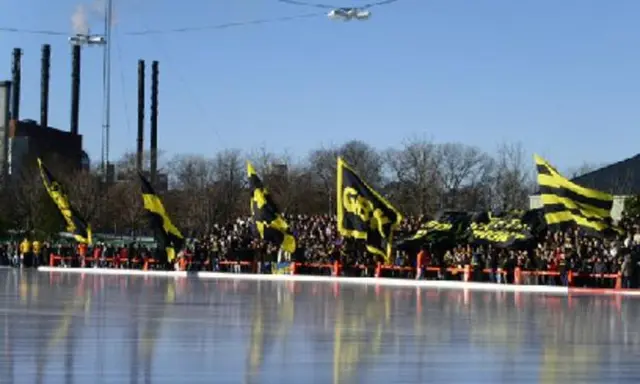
[276,0,400,10]
[123,12,323,36]
[0,27,67,36]
[0,12,322,38]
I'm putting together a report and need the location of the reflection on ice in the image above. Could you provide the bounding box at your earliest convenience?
[1,270,640,383]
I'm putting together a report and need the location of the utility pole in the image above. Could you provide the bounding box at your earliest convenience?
[101,0,114,181]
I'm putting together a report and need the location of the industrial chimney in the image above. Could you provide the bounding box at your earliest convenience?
[136,60,145,172]
[149,60,158,184]
[40,44,51,130]
[10,48,22,122]
[70,44,81,136]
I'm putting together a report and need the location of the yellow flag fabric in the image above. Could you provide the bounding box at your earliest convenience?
[37,158,92,244]
[247,162,296,253]
[166,247,176,263]
[534,154,615,235]
[336,157,402,263]
[138,172,184,250]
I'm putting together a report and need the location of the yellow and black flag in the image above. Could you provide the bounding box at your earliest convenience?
[37,158,92,244]
[395,211,472,250]
[247,162,296,253]
[535,154,616,235]
[336,157,402,263]
[139,173,184,257]
[469,210,535,248]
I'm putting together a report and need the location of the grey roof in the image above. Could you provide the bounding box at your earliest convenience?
[570,153,640,196]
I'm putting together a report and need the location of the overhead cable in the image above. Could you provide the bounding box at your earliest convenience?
[0,27,67,36]
[0,12,322,38]
[276,0,399,10]
[123,12,324,36]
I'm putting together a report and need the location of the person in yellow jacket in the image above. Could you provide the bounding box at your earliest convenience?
[32,240,41,267]
[19,238,31,268]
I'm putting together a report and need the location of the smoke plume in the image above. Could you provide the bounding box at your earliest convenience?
[71,4,90,35]
[71,0,116,34]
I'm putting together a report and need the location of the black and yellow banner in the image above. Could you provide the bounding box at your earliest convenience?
[37,158,92,244]
[336,157,402,263]
[469,210,534,248]
[395,211,471,250]
[247,162,296,254]
[535,154,616,236]
[139,172,184,259]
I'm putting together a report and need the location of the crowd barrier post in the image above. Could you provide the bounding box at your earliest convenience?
[615,272,622,289]
[463,265,470,282]
[416,252,423,280]
[252,260,257,274]
[332,261,341,277]
[143,259,149,271]
[567,271,574,287]
[178,257,186,271]
[374,262,382,278]
[514,267,522,285]
[290,262,297,275]
[49,253,55,267]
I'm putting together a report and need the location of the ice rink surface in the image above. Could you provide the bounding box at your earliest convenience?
[1,269,640,383]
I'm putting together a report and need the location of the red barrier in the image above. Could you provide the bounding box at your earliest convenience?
[44,254,625,290]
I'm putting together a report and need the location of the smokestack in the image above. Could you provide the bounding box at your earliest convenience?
[136,60,145,172]
[70,44,81,136]
[40,44,51,130]
[10,48,22,121]
[150,60,158,184]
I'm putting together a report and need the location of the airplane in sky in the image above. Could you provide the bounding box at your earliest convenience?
[277,0,399,21]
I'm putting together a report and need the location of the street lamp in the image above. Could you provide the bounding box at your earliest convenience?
[278,0,398,21]
[68,33,107,46]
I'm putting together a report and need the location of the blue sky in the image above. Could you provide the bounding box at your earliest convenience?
[1,0,639,171]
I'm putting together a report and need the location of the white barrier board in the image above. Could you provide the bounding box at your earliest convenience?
[36,266,640,296]
[36,266,572,293]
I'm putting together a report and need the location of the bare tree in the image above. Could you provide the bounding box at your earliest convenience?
[385,136,441,215]
[338,140,383,187]
[565,162,605,179]
[116,150,166,179]
[307,146,338,212]
[491,141,533,211]
[435,143,492,210]
[7,136,627,238]
[105,180,145,236]
[211,149,245,223]
[9,166,60,234]
[64,169,104,224]
[168,154,218,235]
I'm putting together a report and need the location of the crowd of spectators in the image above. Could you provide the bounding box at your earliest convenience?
[2,214,640,289]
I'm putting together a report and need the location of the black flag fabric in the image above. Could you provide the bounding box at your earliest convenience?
[139,173,184,259]
[37,158,92,244]
[395,211,472,250]
[247,162,296,253]
[336,157,403,263]
[535,154,618,237]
